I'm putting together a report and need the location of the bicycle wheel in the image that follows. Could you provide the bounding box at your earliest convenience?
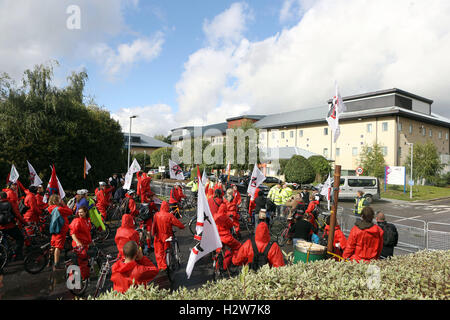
[212,252,226,282]
[0,244,7,271]
[92,224,111,243]
[94,265,108,298]
[24,249,48,274]
[69,277,89,297]
[188,216,197,235]
[277,228,289,247]
[165,249,175,282]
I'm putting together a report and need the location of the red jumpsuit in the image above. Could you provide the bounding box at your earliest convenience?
[224,196,240,234]
[137,172,152,203]
[152,201,185,270]
[115,214,140,259]
[95,187,113,220]
[69,216,92,279]
[343,223,384,262]
[323,224,347,257]
[213,204,241,269]
[248,187,260,217]
[208,197,223,217]
[3,188,20,226]
[23,190,40,240]
[111,256,159,293]
[48,204,73,249]
[125,193,139,217]
[232,222,285,268]
[169,186,185,207]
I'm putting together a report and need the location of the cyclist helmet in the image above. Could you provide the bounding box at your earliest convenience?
[127,189,136,195]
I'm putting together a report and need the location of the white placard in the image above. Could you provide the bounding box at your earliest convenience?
[385,166,405,186]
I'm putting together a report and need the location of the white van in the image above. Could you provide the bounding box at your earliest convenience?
[337,176,380,203]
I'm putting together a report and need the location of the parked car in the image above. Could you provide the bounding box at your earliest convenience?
[264,176,282,184]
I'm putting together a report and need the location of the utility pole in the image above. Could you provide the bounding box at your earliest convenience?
[128,115,137,170]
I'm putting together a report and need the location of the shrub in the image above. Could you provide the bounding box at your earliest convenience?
[92,250,449,300]
[284,155,315,184]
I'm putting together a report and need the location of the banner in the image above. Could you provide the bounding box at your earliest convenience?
[27,161,43,187]
[247,164,266,199]
[186,180,222,279]
[9,164,19,184]
[169,159,184,180]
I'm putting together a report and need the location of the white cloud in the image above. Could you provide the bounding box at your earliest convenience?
[174,0,450,128]
[91,32,164,80]
[111,104,178,137]
[202,2,253,48]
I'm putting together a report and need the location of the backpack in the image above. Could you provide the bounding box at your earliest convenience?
[249,238,273,271]
[49,207,65,235]
[382,223,398,247]
[139,204,153,221]
[19,198,30,215]
[0,201,15,225]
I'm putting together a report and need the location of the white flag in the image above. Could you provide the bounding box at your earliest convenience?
[56,176,66,200]
[9,164,19,183]
[129,158,141,174]
[123,158,142,190]
[247,164,266,199]
[84,157,91,178]
[186,181,222,279]
[27,161,43,187]
[201,169,207,185]
[169,159,184,180]
[326,82,347,143]
[320,174,332,198]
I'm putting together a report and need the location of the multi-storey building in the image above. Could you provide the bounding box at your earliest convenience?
[170,88,450,177]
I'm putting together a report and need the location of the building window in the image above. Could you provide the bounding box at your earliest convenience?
[398,123,402,132]
[367,147,373,153]
[299,130,303,137]
[382,147,388,156]
[382,122,388,132]
[439,131,442,139]
[367,124,372,133]
[422,127,426,136]
[336,148,340,157]
[323,148,329,158]
[324,128,328,135]
[409,124,413,134]
[429,129,432,137]
[290,131,294,138]
[281,132,285,139]
[446,132,449,140]
[352,147,358,156]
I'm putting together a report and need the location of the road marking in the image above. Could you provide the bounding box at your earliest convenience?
[392,215,422,222]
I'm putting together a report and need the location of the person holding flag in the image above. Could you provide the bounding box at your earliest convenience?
[247,164,266,222]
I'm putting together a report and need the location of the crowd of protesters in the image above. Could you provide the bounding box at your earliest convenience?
[0,170,398,295]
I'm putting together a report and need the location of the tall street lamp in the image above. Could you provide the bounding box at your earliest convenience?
[128,115,138,170]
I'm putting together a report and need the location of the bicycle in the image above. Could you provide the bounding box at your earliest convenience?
[0,230,18,272]
[165,230,181,283]
[93,253,118,298]
[91,222,111,243]
[212,246,240,282]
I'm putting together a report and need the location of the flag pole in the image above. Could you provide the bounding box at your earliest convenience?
[327,165,341,254]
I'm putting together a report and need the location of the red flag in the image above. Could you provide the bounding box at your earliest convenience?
[44,165,65,203]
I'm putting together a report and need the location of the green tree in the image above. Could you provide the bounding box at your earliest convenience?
[0,62,124,191]
[307,155,332,183]
[154,134,172,145]
[359,143,387,179]
[284,155,315,184]
[150,147,172,168]
[405,141,443,184]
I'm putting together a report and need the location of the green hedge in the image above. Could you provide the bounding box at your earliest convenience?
[92,250,449,300]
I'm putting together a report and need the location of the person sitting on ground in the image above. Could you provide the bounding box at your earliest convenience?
[343,206,384,262]
[115,213,140,260]
[232,221,284,269]
[288,211,314,246]
[376,211,398,259]
[111,240,159,294]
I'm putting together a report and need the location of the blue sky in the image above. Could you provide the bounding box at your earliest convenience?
[1,0,450,136]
